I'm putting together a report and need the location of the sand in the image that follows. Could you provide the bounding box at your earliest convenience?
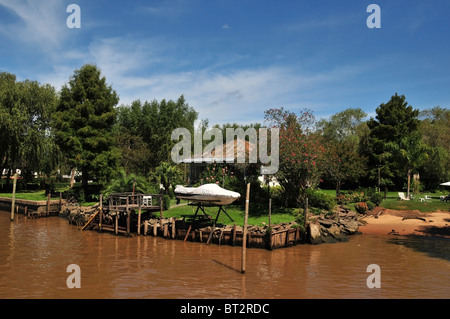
[359,207,450,238]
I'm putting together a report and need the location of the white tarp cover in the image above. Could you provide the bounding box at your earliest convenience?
[440,182,450,186]
[175,184,240,199]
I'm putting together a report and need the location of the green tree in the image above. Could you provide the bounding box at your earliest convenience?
[366,93,420,189]
[317,108,368,195]
[419,107,450,189]
[265,107,326,207]
[53,64,119,192]
[103,170,153,197]
[116,96,198,173]
[0,72,58,183]
[385,132,428,198]
[150,162,183,195]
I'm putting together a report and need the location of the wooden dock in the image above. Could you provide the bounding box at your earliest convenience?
[81,193,164,236]
[79,194,303,250]
[0,195,63,218]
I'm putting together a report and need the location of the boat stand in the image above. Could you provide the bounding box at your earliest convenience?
[183,202,234,242]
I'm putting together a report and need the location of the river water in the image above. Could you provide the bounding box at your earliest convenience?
[1,212,449,299]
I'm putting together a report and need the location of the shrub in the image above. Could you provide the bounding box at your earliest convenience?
[366,201,376,211]
[369,192,384,206]
[163,195,171,211]
[304,188,336,211]
[355,202,369,214]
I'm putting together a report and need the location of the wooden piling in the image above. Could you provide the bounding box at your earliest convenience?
[99,194,103,232]
[126,211,131,236]
[184,224,192,242]
[144,220,148,236]
[171,218,176,239]
[10,173,18,221]
[268,198,272,227]
[241,183,250,274]
[46,193,51,216]
[137,206,142,235]
[153,222,157,237]
[115,212,118,235]
[232,223,237,246]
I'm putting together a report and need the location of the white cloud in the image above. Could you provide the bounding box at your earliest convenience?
[0,0,68,50]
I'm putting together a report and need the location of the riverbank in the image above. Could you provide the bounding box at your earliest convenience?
[359,207,450,238]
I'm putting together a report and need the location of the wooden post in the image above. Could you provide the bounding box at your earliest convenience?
[171,218,176,239]
[126,211,131,237]
[163,223,169,238]
[115,212,118,235]
[160,195,164,218]
[25,206,28,219]
[153,222,157,237]
[46,193,51,216]
[304,197,308,236]
[184,224,192,242]
[11,173,18,221]
[99,194,103,232]
[137,201,142,235]
[232,223,237,246]
[241,183,250,274]
[144,220,148,236]
[268,198,272,227]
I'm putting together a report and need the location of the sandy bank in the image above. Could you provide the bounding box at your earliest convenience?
[359,207,450,238]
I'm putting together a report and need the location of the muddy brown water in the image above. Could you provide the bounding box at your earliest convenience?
[1,212,449,299]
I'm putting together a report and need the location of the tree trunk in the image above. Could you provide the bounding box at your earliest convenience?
[81,166,89,194]
[70,168,76,188]
[406,168,411,199]
[336,179,342,197]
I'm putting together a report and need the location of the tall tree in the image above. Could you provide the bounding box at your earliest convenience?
[53,64,119,191]
[116,96,198,173]
[419,107,450,189]
[366,93,420,189]
[385,132,428,198]
[317,108,368,195]
[265,107,326,207]
[0,72,58,182]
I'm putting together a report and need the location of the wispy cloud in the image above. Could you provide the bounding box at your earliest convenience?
[0,0,68,50]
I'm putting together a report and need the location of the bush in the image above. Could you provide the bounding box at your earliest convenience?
[163,195,171,211]
[355,202,369,214]
[304,188,336,211]
[369,192,384,206]
[366,201,376,211]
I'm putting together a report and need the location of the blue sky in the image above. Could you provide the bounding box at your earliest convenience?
[0,0,449,125]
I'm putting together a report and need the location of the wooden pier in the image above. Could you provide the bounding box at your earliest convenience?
[0,195,63,218]
[81,193,164,236]
[78,194,303,250]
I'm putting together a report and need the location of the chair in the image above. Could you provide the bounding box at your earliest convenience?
[398,192,409,201]
[142,196,152,206]
[424,195,432,202]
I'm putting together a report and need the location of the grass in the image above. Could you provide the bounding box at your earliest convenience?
[379,191,450,213]
[163,199,297,227]
[0,190,48,201]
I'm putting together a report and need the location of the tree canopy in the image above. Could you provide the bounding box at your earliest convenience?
[53,64,119,190]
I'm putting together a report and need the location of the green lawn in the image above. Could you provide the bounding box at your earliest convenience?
[0,191,48,201]
[163,200,297,227]
[379,191,450,213]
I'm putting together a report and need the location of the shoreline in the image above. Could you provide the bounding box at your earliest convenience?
[359,207,450,238]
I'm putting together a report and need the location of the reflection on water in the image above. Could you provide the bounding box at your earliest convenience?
[388,235,450,261]
[0,213,449,299]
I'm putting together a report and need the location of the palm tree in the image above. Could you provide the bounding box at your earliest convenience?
[151,162,182,195]
[103,170,152,197]
[386,132,428,199]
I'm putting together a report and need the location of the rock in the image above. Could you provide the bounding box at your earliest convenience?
[308,223,322,244]
[318,218,334,227]
[341,220,359,234]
